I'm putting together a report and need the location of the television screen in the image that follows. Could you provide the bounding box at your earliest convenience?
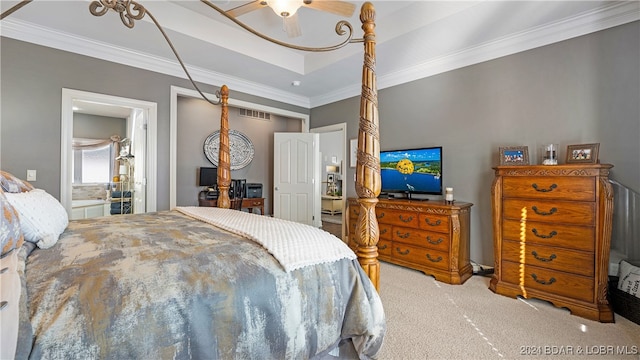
[198,167,217,188]
[380,146,442,196]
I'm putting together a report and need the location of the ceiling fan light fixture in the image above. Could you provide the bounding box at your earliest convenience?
[267,0,303,18]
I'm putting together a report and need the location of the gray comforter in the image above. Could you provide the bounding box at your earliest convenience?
[16,210,385,359]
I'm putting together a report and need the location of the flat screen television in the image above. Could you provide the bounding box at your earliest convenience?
[198,167,218,188]
[379,146,442,197]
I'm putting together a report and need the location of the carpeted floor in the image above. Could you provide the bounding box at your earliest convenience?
[321,221,342,239]
[376,262,640,359]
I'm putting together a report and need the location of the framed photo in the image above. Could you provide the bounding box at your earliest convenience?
[566,143,599,164]
[499,146,529,165]
[350,138,358,167]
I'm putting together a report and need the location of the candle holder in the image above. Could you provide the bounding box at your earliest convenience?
[445,187,454,204]
[541,143,559,165]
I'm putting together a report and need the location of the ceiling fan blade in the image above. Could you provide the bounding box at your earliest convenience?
[303,0,356,17]
[283,13,302,38]
[226,0,267,18]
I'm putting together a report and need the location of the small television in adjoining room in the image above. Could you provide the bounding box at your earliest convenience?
[379,146,442,198]
[198,167,218,189]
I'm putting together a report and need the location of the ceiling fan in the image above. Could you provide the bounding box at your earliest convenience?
[225,0,356,38]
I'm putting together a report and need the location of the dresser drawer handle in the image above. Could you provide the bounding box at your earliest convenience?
[426,254,443,262]
[532,206,557,216]
[426,236,443,245]
[395,248,410,255]
[531,273,556,285]
[531,183,558,192]
[531,228,558,239]
[424,218,441,226]
[399,215,413,223]
[532,251,557,262]
[377,213,385,219]
[0,301,7,311]
[396,231,410,239]
[380,228,388,235]
[0,267,7,274]
[378,244,388,250]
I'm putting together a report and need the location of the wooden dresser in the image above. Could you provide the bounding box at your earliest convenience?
[489,164,614,322]
[347,198,473,285]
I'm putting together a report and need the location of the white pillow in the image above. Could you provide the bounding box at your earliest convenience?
[617,260,640,299]
[5,189,68,249]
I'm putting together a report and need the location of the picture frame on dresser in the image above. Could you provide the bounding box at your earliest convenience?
[566,143,599,164]
[499,146,529,165]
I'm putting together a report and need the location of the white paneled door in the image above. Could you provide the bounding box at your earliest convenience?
[273,132,320,227]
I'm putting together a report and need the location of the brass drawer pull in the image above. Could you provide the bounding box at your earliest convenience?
[377,213,385,219]
[532,206,557,216]
[426,236,443,245]
[424,218,441,226]
[396,231,410,239]
[380,228,388,235]
[531,183,558,192]
[531,228,558,239]
[399,215,413,222]
[426,254,443,262]
[395,248,410,255]
[531,273,556,285]
[378,244,388,250]
[532,251,557,262]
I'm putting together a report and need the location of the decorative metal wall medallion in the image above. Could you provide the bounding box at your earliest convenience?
[203,130,254,170]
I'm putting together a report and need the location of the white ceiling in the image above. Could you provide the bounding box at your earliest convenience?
[1,1,638,110]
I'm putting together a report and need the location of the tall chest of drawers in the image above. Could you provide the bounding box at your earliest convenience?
[347,198,473,285]
[489,164,614,322]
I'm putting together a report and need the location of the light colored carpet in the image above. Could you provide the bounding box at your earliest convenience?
[377,262,640,359]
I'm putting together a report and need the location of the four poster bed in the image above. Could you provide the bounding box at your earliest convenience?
[0,2,384,359]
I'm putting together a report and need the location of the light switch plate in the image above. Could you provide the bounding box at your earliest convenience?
[26,169,36,181]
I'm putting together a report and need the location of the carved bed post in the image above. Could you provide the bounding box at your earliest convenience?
[355,2,381,290]
[216,85,231,209]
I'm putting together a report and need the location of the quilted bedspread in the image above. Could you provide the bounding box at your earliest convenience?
[16,210,385,359]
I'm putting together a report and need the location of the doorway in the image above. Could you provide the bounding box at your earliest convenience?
[311,123,347,240]
[60,89,158,216]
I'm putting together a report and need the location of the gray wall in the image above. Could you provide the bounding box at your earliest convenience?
[0,38,308,211]
[310,21,640,266]
[73,113,126,139]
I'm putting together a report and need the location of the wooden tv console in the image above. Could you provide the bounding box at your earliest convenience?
[347,198,473,285]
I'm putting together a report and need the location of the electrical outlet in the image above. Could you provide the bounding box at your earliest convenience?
[26,169,36,181]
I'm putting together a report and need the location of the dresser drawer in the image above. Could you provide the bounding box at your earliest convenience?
[377,208,419,227]
[501,261,594,303]
[503,177,595,201]
[502,219,595,252]
[377,239,392,257]
[392,244,449,270]
[418,213,449,233]
[392,226,450,252]
[503,199,595,226]
[501,240,594,277]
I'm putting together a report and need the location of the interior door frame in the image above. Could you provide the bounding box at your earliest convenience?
[61,88,158,216]
[311,123,347,239]
[169,86,310,210]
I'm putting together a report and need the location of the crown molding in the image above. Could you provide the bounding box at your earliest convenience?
[2,1,637,109]
[0,19,311,108]
[310,1,640,108]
